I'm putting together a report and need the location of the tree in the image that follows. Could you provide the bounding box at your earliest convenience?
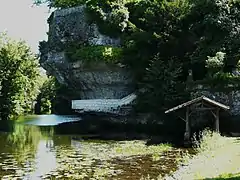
[137,54,189,113]
[186,0,240,78]
[34,0,240,115]
[0,33,42,120]
[35,76,57,114]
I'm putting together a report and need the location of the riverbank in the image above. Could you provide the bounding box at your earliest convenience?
[164,129,240,180]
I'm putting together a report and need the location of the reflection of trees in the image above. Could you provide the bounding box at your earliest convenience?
[6,125,43,164]
[0,124,73,166]
[5,125,55,163]
[7,125,72,151]
[7,125,42,151]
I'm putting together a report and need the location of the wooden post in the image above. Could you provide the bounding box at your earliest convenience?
[184,107,191,143]
[215,108,220,133]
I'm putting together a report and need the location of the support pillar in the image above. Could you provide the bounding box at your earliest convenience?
[215,108,220,133]
[184,107,191,144]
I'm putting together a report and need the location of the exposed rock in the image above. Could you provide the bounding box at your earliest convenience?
[40,6,134,100]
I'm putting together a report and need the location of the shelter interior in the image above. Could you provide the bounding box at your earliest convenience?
[165,96,230,143]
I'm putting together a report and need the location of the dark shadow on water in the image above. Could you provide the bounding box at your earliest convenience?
[0,114,191,149]
[54,118,186,148]
[0,117,185,148]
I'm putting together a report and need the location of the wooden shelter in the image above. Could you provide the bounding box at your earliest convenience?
[165,96,230,143]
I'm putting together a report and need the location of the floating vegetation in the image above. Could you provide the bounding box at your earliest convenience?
[0,124,187,179]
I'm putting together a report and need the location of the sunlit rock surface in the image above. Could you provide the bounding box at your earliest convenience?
[40,6,134,101]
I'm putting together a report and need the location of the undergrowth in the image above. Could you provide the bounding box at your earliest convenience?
[165,129,240,180]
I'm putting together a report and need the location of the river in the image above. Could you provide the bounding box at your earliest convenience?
[0,115,189,180]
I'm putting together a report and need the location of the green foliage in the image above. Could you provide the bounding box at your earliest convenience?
[41,99,52,114]
[122,0,191,83]
[211,172,240,179]
[50,0,85,8]
[0,33,43,120]
[206,52,225,77]
[35,0,240,114]
[36,76,57,114]
[206,52,225,70]
[190,72,240,92]
[34,0,85,8]
[137,54,189,113]
[66,45,123,65]
[85,0,131,37]
[40,77,73,115]
[187,0,240,77]
[35,76,73,115]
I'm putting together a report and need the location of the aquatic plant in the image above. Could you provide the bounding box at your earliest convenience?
[112,140,172,159]
[0,134,181,179]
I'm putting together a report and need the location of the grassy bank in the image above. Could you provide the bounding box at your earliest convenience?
[165,129,240,180]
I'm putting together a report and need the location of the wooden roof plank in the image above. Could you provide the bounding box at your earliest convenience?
[165,96,230,114]
[202,96,230,110]
[164,96,203,114]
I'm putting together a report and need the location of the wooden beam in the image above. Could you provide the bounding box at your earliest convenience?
[184,106,191,142]
[210,110,217,119]
[215,108,220,132]
[202,97,230,110]
[179,116,186,122]
[165,96,230,114]
[189,110,193,117]
[194,108,217,111]
[202,101,214,108]
[190,102,202,108]
[165,96,204,114]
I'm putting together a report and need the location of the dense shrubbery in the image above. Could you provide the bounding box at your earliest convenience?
[35,76,57,114]
[35,76,73,115]
[0,33,44,120]
[0,33,64,119]
[166,129,240,179]
[35,0,240,113]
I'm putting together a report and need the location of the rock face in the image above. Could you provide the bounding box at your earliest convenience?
[40,6,134,100]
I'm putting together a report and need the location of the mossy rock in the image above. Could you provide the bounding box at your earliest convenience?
[66,45,123,65]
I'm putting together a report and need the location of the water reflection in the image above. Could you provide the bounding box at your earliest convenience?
[0,121,186,179]
[27,140,57,180]
[7,125,42,153]
[0,124,57,179]
[0,124,86,179]
[23,114,81,126]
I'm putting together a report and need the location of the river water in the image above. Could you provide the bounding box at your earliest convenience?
[0,115,188,180]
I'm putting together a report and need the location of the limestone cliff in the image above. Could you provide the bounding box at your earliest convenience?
[39,6,134,100]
